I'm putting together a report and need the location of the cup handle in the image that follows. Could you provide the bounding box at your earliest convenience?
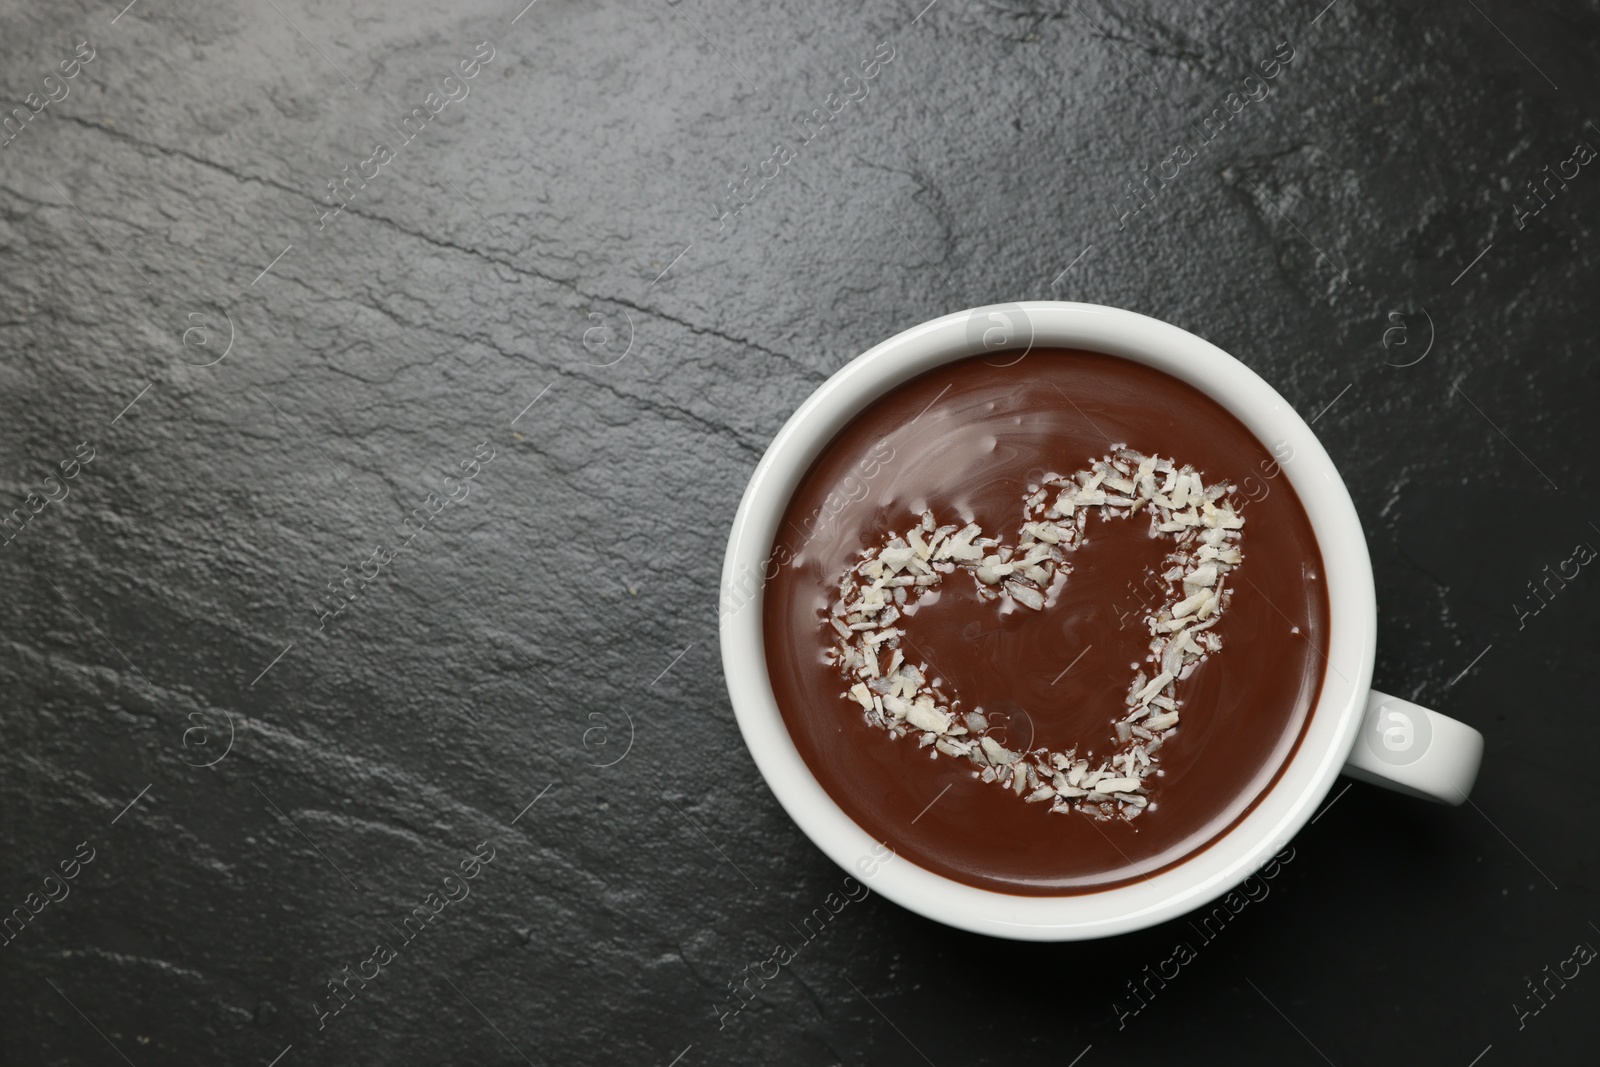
[1340,690,1484,805]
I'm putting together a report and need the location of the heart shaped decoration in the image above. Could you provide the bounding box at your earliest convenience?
[827,447,1245,821]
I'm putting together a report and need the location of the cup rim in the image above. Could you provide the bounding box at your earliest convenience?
[719,301,1376,940]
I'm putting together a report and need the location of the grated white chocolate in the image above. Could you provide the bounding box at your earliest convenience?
[825,446,1245,821]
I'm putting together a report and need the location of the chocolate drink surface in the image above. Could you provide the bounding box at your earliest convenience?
[761,350,1330,894]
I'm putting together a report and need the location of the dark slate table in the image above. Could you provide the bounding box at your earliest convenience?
[2,1,1595,1064]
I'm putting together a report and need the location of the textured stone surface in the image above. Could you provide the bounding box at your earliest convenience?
[1,0,1596,1063]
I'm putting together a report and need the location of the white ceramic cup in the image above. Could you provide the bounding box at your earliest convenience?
[719,302,1484,941]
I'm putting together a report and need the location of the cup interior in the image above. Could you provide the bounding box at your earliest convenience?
[719,302,1376,940]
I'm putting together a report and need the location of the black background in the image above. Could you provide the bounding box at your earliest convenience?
[1,1,1595,1064]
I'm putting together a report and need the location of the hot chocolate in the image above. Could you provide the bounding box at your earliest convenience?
[761,349,1330,894]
